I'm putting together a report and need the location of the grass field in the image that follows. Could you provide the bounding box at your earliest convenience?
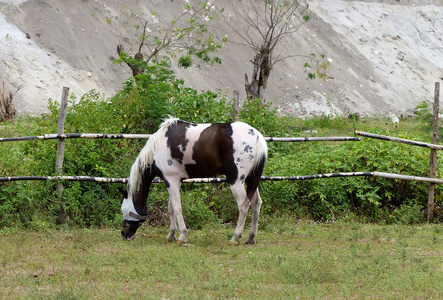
[1,218,443,299]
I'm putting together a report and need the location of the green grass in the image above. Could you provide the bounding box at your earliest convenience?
[2,219,443,299]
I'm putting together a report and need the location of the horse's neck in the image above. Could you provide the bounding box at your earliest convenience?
[132,169,155,215]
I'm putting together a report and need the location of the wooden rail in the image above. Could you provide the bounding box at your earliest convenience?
[2,172,443,185]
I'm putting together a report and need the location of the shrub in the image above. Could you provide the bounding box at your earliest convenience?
[261,128,437,222]
[0,62,441,229]
[0,62,234,228]
[111,59,233,133]
[390,202,425,225]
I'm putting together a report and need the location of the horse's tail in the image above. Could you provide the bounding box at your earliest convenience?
[246,133,268,200]
[128,117,179,194]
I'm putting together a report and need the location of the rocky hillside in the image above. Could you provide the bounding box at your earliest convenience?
[0,0,442,118]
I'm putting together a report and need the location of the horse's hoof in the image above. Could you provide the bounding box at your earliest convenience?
[245,235,256,244]
[177,239,190,246]
[229,238,241,246]
[166,234,177,243]
[229,233,242,246]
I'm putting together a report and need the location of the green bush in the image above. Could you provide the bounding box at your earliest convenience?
[111,59,232,133]
[390,202,425,225]
[0,62,235,229]
[261,128,437,222]
[1,61,442,229]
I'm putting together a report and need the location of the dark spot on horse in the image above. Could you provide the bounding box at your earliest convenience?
[166,121,190,164]
[248,129,255,136]
[244,145,253,153]
[240,174,246,183]
[167,159,173,166]
[237,157,241,162]
[249,154,254,162]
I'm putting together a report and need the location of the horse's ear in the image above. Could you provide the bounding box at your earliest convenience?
[118,186,128,199]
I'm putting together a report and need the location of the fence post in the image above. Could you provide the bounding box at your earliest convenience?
[428,82,440,223]
[233,90,239,122]
[55,87,69,223]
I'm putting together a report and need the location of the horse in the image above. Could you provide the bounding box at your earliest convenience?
[120,117,268,245]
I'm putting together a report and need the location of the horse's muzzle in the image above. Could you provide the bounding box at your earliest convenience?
[121,220,144,240]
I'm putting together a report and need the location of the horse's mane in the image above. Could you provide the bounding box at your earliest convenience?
[128,116,179,195]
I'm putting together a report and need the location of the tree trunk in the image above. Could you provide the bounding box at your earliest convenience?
[244,53,262,100]
[117,45,145,78]
[244,49,272,104]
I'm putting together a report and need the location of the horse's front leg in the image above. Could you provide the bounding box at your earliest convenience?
[167,181,188,245]
[166,199,177,242]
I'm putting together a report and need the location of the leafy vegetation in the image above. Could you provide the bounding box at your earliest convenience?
[114,0,224,78]
[0,61,442,231]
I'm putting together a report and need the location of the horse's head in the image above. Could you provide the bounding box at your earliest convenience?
[119,187,148,240]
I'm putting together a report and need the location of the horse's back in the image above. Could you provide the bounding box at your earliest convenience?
[154,120,266,181]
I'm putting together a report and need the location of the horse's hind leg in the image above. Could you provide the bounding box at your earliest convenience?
[229,182,250,246]
[245,189,262,244]
[166,199,177,242]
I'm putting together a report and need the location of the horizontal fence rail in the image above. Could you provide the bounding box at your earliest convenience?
[2,172,443,184]
[265,137,361,142]
[1,131,441,186]
[355,131,443,150]
[0,133,153,142]
[0,134,360,143]
[0,176,128,183]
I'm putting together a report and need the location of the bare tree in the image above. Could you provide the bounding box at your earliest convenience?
[225,0,315,102]
[115,1,225,78]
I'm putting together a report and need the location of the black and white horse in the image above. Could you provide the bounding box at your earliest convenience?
[120,117,267,245]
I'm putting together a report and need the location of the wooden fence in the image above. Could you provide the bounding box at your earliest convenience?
[0,83,441,221]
